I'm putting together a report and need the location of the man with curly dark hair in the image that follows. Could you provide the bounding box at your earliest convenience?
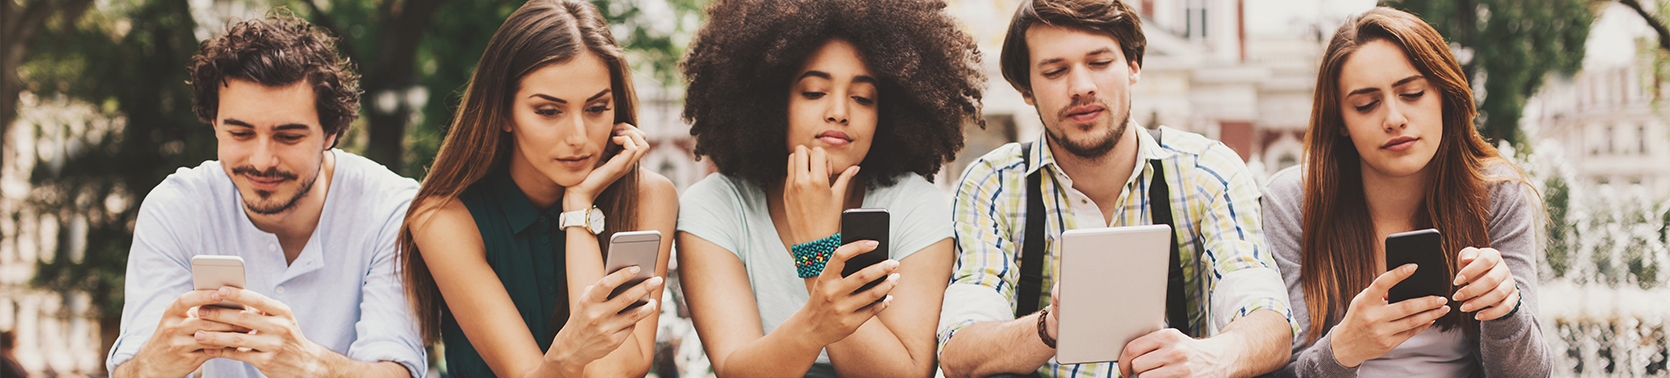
[674,0,982,377]
[106,10,425,378]
[938,0,1295,377]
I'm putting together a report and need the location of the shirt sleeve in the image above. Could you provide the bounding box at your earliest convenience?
[106,176,199,375]
[1192,143,1297,336]
[676,174,743,257]
[1260,167,1356,377]
[888,175,953,261]
[1477,172,1553,377]
[345,187,428,378]
[937,150,1025,357]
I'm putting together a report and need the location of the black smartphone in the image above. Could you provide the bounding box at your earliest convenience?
[840,208,890,293]
[1385,228,1449,304]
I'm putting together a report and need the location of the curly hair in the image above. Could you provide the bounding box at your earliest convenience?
[190,8,360,148]
[680,0,984,188]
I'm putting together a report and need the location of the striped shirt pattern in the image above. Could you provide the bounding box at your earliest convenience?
[938,126,1297,377]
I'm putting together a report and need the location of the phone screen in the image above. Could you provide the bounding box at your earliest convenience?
[840,209,889,293]
[1384,228,1449,303]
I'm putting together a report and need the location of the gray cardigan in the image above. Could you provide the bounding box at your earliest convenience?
[1259,165,1552,378]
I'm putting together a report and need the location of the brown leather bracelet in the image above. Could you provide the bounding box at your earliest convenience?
[1037,307,1056,349]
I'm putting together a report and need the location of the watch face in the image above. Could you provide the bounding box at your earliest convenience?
[587,209,605,233]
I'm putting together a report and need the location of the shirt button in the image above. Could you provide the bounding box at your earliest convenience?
[275,286,285,294]
[268,243,277,252]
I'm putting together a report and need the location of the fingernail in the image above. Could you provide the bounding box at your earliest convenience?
[219,287,231,296]
[647,299,659,308]
[195,331,206,340]
[210,291,221,300]
[888,273,901,281]
[629,266,642,274]
[1454,274,1466,285]
[614,130,625,135]
[648,276,665,286]
[865,240,879,247]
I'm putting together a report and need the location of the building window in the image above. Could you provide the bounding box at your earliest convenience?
[1606,125,1615,155]
[1639,125,1650,155]
[1185,0,1207,39]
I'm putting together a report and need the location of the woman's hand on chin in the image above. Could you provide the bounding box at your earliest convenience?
[781,145,859,244]
[564,123,648,211]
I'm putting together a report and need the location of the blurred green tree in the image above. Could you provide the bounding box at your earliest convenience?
[1,0,98,168]
[1382,0,1595,147]
[16,0,216,361]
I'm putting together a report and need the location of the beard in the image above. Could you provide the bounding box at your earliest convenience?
[232,162,320,215]
[1042,96,1131,159]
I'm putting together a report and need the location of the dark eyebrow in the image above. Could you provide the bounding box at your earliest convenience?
[1346,75,1425,97]
[1036,47,1116,69]
[531,88,611,104]
[223,119,309,131]
[798,71,833,82]
[1391,75,1424,88]
[853,75,877,85]
[585,88,610,103]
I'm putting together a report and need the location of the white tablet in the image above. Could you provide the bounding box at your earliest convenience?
[1055,224,1172,365]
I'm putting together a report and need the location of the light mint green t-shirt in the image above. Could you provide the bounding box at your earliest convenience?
[677,172,952,378]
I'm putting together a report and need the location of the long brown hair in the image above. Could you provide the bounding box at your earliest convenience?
[1299,7,1532,344]
[397,0,641,344]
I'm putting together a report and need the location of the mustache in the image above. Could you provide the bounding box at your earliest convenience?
[231,166,297,181]
[1057,96,1106,119]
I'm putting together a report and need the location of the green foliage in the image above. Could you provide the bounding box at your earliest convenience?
[1546,174,1573,277]
[1382,0,1595,147]
[23,0,214,318]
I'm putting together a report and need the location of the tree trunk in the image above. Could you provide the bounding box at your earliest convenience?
[355,0,448,175]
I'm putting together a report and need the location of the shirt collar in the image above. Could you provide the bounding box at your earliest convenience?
[487,169,556,234]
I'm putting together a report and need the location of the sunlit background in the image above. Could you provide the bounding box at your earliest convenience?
[2,0,1667,376]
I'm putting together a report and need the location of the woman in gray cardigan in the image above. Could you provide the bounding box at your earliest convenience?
[1259,7,1552,377]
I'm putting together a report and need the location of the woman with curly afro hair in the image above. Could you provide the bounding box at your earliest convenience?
[674,0,984,377]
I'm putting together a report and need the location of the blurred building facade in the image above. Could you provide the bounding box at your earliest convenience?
[1528,2,1670,200]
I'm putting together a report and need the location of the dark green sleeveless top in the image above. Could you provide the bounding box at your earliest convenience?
[441,170,570,377]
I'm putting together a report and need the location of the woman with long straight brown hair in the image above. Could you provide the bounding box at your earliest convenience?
[1260,7,1551,377]
[397,0,677,376]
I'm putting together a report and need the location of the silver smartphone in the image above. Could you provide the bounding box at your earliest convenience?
[191,255,247,309]
[605,230,662,312]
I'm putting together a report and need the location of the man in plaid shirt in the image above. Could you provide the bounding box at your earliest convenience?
[936,0,1296,377]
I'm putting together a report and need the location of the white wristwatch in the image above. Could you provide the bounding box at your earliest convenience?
[559,206,605,234]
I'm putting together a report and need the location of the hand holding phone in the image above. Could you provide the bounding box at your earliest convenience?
[191,255,247,309]
[1385,228,1449,303]
[840,208,889,293]
[605,230,661,312]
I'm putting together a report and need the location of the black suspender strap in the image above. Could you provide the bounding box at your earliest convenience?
[1016,141,1048,318]
[1147,128,1191,337]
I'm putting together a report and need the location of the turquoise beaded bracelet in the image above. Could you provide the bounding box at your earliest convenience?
[792,233,842,279]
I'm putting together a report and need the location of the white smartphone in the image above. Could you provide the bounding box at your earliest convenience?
[191,255,247,309]
[604,230,662,312]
